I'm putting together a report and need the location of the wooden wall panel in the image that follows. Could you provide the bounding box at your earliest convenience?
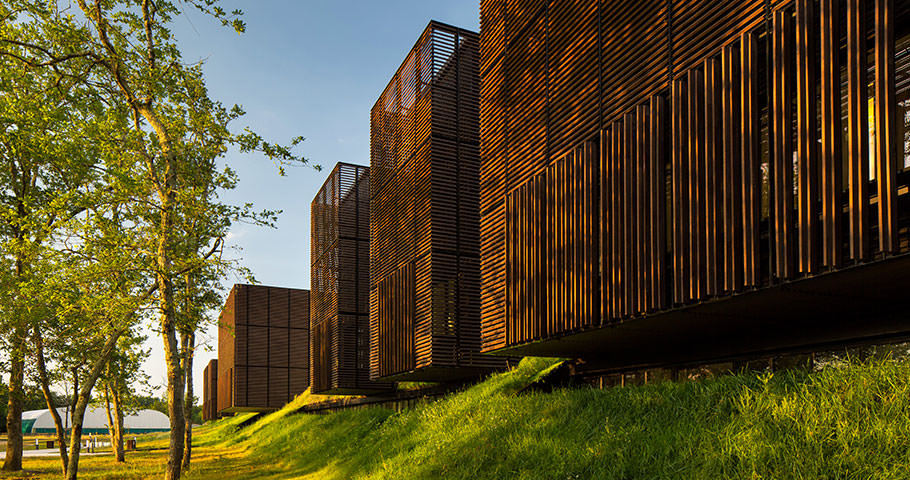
[216,288,235,414]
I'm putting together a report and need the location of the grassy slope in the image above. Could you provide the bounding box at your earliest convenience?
[193,356,910,479]
[5,356,910,479]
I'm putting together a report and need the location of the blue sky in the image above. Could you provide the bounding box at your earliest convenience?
[143,2,480,396]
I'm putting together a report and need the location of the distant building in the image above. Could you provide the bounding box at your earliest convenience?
[217,284,310,413]
[21,408,169,435]
[202,359,218,421]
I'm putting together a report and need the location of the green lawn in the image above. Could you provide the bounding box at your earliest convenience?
[4,356,910,479]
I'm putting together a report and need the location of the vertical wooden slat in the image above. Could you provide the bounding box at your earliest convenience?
[672,79,690,303]
[589,141,598,327]
[623,112,636,317]
[688,68,706,300]
[846,0,870,262]
[722,43,743,292]
[576,149,583,327]
[572,151,579,329]
[613,120,625,317]
[637,104,651,312]
[587,142,595,325]
[772,9,795,280]
[583,145,589,327]
[505,192,511,345]
[544,169,551,336]
[524,185,529,342]
[601,128,612,322]
[561,158,568,329]
[572,151,578,330]
[704,57,721,297]
[545,165,552,336]
[741,32,761,287]
[538,172,545,338]
[796,0,820,275]
[512,175,519,344]
[820,0,844,269]
[874,0,897,255]
[553,163,559,335]
[531,175,537,338]
[649,95,667,311]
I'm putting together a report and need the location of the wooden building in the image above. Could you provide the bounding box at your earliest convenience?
[369,21,510,381]
[311,163,393,394]
[202,359,218,421]
[479,0,910,369]
[217,284,310,412]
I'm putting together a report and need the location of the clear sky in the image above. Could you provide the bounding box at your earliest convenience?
[140,2,481,398]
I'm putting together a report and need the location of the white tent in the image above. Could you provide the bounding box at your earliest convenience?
[21,407,170,435]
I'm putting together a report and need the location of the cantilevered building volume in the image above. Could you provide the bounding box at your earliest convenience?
[479,0,910,368]
[311,163,392,394]
[369,21,510,381]
[217,284,310,412]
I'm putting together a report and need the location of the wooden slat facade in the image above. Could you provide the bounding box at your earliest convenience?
[217,284,310,412]
[202,359,218,422]
[311,163,392,394]
[480,0,910,365]
[370,21,510,381]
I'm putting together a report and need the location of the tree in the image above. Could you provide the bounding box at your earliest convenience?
[99,333,151,463]
[1,2,307,479]
[0,16,104,470]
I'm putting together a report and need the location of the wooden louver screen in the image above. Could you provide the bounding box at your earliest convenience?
[311,163,390,394]
[370,21,510,380]
[370,261,415,379]
[505,140,601,344]
[483,0,910,354]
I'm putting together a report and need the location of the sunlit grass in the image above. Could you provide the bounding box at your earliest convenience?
[5,356,910,479]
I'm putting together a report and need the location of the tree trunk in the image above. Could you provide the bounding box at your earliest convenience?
[64,323,132,480]
[136,102,184,480]
[35,324,69,474]
[103,384,116,460]
[3,255,27,472]
[65,391,89,480]
[182,331,195,470]
[111,384,125,462]
[103,381,125,463]
[2,330,24,472]
[162,319,185,480]
[159,243,184,480]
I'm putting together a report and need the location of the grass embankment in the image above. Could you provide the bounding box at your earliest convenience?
[4,356,910,479]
